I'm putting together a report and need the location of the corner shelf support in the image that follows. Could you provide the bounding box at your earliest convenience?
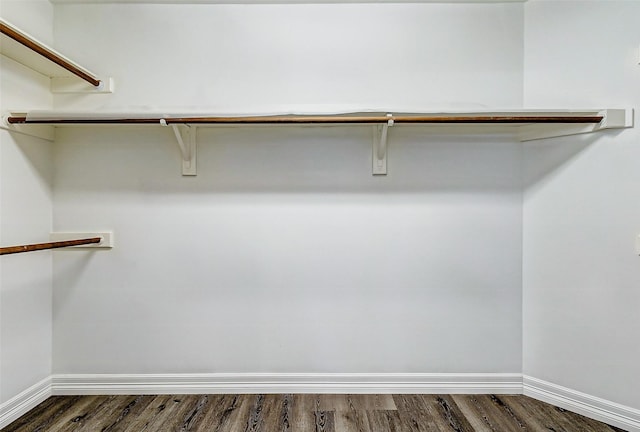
[372,114,394,175]
[518,109,633,141]
[1,112,54,141]
[50,232,114,249]
[167,122,197,176]
[51,77,115,94]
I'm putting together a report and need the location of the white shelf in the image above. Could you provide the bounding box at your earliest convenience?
[2,108,633,176]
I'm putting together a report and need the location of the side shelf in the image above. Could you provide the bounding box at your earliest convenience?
[0,18,113,93]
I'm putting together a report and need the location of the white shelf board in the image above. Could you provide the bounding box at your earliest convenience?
[2,108,633,143]
[3,108,632,176]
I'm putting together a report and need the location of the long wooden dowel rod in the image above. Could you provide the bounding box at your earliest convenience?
[0,237,102,256]
[6,115,604,125]
[171,115,606,124]
[0,22,101,87]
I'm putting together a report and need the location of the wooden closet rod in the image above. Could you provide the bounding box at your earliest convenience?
[0,237,102,256]
[0,22,101,87]
[6,115,605,125]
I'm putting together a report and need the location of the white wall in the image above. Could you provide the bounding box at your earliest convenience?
[0,0,54,405]
[51,2,524,375]
[523,0,640,409]
[52,3,523,112]
[0,0,54,45]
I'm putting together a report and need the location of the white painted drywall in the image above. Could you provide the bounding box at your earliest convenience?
[51,2,524,374]
[523,1,640,409]
[52,2,524,111]
[52,127,523,374]
[0,0,54,45]
[0,0,54,404]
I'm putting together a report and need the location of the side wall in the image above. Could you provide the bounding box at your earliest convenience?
[51,3,525,376]
[523,0,640,410]
[0,0,54,407]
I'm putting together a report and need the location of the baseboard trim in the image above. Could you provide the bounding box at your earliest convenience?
[0,377,52,429]
[523,375,640,432]
[6,374,637,431]
[51,373,523,395]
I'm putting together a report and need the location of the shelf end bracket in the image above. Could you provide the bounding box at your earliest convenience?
[519,108,634,142]
[51,77,115,94]
[596,108,634,130]
[1,111,54,141]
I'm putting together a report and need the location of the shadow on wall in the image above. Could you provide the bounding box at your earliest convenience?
[51,252,96,320]
[53,125,527,196]
[522,129,625,195]
[2,130,53,191]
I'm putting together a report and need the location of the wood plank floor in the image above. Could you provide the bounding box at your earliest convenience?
[2,394,625,432]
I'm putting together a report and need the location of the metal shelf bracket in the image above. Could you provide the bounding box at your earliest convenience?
[373,113,394,175]
[165,121,197,176]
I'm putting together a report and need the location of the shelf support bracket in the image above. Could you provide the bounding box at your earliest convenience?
[373,114,394,175]
[51,77,115,94]
[166,122,197,176]
[2,111,54,141]
[518,108,634,142]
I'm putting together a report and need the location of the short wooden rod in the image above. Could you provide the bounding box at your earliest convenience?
[0,237,102,256]
[5,115,605,125]
[0,22,101,87]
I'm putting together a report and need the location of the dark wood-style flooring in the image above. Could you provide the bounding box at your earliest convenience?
[2,394,625,432]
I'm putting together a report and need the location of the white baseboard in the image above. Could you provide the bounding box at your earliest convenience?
[51,373,523,395]
[5,374,638,432]
[523,375,640,432]
[0,377,52,429]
